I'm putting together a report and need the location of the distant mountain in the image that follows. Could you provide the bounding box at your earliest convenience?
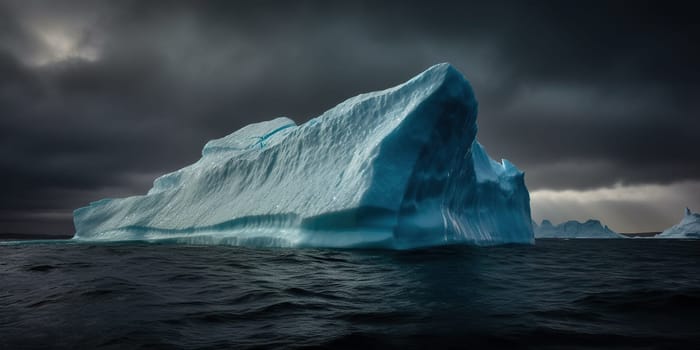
[534,219,626,239]
[619,232,660,238]
[657,208,700,239]
[0,233,73,240]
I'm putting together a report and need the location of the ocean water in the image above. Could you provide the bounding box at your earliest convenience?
[1,239,699,349]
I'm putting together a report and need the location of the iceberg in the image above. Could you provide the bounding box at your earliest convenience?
[657,208,700,238]
[73,63,534,249]
[534,219,625,239]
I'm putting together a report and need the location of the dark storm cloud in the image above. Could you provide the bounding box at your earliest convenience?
[1,0,698,233]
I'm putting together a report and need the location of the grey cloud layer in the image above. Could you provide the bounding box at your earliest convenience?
[1,0,698,233]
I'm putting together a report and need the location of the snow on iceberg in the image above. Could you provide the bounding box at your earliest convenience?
[657,208,700,239]
[73,63,534,249]
[534,219,625,239]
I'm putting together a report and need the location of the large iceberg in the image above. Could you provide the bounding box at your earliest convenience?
[657,208,700,238]
[73,63,534,249]
[534,219,625,239]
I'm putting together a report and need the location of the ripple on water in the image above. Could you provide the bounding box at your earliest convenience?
[1,240,699,349]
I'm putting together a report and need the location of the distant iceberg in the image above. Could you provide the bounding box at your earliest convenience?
[73,63,534,249]
[534,219,625,239]
[657,208,700,239]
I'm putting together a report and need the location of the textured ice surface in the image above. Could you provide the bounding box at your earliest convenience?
[658,208,700,238]
[534,219,625,239]
[73,63,534,248]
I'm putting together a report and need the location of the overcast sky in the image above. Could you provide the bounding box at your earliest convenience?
[1,0,699,234]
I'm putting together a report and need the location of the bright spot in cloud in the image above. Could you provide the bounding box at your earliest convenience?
[30,27,100,65]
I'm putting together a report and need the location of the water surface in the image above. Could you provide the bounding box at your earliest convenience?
[1,239,699,349]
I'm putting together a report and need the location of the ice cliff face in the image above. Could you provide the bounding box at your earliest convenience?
[657,208,700,239]
[534,219,625,239]
[73,63,534,248]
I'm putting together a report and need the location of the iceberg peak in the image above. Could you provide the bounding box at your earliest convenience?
[73,63,534,248]
[535,219,625,239]
[659,207,700,238]
[417,62,461,80]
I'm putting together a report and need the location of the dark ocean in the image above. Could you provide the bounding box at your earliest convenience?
[1,239,699,349]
